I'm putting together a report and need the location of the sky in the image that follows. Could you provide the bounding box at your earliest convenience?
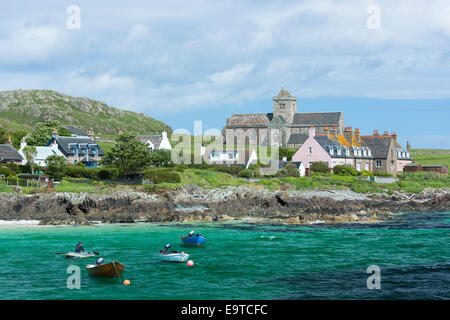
[0,0,449,148]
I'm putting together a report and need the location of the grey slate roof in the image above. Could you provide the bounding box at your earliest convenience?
[228,113,273,125]
[65,126,89,136]
[360,137,391,159]
[292,112,342,125]
[228,112,342,126]
[135,135,163,149]
[287,133,308,145]
[0,144,24,161]
[47,137,103,157]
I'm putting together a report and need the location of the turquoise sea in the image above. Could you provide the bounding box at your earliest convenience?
[0,211,449,300]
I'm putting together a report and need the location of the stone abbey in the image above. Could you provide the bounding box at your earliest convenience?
[222,89,345,147]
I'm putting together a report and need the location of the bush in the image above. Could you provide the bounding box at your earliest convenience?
[238,169,253,178]
[373,171,392,177]
[0,166,14,177]
[310,162,330,174]
[333,165,358,176]
[214,165,245,176]
[278,164,300,177]
[144,170,181,184]
[360,170,374,178]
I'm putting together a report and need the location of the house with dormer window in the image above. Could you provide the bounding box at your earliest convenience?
[292,127,374,171]
[46,128,103,167]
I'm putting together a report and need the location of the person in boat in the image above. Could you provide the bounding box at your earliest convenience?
[75,242,85,253]
[162,244,171,254]
[95,258,104,266]
[188,230,195,237]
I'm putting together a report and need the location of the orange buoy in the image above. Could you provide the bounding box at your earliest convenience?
[123,280,131,285]
[187,260,194,266]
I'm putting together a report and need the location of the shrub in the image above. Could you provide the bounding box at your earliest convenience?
[214,165,245,176]
[278,164,300,177]
[333,164,358,176]
[360,170,374,178]
[310,162,330,174]
[0,166,14,177]
[144,170,181,184]
[238,168,253,178]
[373,171,392,177]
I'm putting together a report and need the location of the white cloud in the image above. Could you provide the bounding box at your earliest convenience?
[0,25,64,64]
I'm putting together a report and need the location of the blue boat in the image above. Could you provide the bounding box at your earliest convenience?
[181,231,207,246]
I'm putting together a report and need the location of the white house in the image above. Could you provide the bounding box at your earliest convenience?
[135,131,172,152]
[202,148,258,168]
[18,139,66,167]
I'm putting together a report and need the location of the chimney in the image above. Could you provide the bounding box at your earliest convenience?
[89,128,95,140]
[162,131,167,139]
[383,130,389,136]
[308,126,316,137]
[7,136,12,146]
[52,128,59,139]
[331,127,337,138]
[354,128,360,142]
[392,132,397,144]
[323,127,329,136]
[373,129,379,136]
[344,127,353,146]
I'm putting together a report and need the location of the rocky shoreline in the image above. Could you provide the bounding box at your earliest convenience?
[0,184,449,225]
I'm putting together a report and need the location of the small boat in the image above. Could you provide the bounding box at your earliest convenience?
[86,261,125,278]
[181,234,207,246]
[65,252,97,258]
[158,250,189,263]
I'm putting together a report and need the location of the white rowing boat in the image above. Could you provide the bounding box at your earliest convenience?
[158,250,189,262]
[65,252,97,258]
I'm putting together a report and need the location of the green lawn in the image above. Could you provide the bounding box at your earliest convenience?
[411,149,450,166]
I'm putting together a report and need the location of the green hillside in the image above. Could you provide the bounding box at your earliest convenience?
[411,149,450,166]
[0,89,171,136]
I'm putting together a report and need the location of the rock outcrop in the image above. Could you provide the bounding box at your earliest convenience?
[0,185,449,225]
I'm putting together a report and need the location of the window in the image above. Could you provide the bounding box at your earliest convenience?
[337,147,341,156]
[376,160,382,167]
[308,147,312,154]
[356,163,361,171]
[329,147,333,155]
[279,104,285,110]
[345,147,350,156]
[365,163,369,170]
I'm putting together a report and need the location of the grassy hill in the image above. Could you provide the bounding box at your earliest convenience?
[0,89,171,136]
[411,149,450,166]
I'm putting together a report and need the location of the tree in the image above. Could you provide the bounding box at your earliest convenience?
[278,147,296,161]
[23,146,37,174]
[100,133,150,177]
[45,155,68,180]
[148,149,172,167]
[26,121,71,146]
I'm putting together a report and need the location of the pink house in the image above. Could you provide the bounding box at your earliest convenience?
[292,127,372,170]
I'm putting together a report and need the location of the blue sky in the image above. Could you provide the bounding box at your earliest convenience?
[0,0,449,148]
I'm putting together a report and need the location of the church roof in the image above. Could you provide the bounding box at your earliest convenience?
[292,112,342,125]
[228,113,273,125]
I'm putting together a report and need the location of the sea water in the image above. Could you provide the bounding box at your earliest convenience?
[0,211,449,300]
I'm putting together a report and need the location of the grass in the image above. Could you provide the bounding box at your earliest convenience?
[411,149,450,166]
